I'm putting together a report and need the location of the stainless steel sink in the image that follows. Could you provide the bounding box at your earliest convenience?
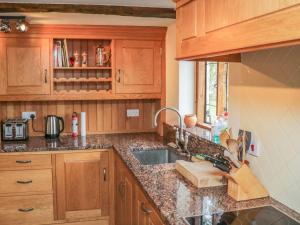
[132,149,183,165]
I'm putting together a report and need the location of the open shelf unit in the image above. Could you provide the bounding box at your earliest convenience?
[53,38,113,93]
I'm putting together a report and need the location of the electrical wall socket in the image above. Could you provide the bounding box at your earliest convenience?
[22,112,36,120]
[247,133,261,157]
[127,109,139,117]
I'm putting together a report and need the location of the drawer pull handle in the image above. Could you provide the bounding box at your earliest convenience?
[103,168,107,181]
[17,180,32,184]
[16,160,32,164]
[18,208,34,212]
[141,202,152,215]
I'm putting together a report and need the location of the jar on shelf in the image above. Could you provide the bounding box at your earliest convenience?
[96,45,110,66]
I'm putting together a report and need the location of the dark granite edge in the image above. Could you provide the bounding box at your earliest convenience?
[271,197,300,223]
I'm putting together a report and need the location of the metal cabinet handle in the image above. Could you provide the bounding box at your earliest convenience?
[18,208,34,212]
[44,69,48,83]
[118,182,122,196]
[141,202,152,215]
[117,69,121,83]
[16,160,32,164]
[118,181,125,199]
[17,180,32,184]
[103,168,107,181]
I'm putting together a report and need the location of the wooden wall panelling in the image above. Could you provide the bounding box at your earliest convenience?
[111,40,116,94]
[0,100,158,135]
[0,38,7,95]
[103,101,112,131]
[88,101,97,132]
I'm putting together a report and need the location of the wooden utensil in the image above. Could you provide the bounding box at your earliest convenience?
[220,130,231,147]
[226,139,240,161]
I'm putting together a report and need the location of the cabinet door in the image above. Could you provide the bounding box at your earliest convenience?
[55,152,109,221]
[115,40,162,94]
[115,155,134,225]
[176,0,205,39]
[1,38,50,95]
[134,187,164,225]
[134,187,149,225]
[176,0,205,57]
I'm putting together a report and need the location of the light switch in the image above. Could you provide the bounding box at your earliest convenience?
[127,109,139,117]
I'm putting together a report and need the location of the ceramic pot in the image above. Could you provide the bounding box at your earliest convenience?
[184,114,197,128]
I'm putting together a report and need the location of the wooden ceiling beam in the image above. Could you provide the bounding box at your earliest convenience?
[0,3,176,19]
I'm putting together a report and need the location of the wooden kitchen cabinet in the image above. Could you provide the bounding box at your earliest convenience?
[115,153,135,225]
[115,40,162,94]
[0,38,51,95]
[134,187,164,225]
[115,152,165,225]
[175,0,300,60]
[0,153,54,225]
[55,151,110,222]
[175,0,205,55]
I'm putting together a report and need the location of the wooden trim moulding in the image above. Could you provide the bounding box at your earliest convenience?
[0,25,167,40]
[0,3,176,19]
[0,93,162,102]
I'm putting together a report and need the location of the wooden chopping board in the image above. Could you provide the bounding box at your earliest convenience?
[175,160,225,188]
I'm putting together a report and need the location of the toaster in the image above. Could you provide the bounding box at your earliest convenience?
[1,119,29,141]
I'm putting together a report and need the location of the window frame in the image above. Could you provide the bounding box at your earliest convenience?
[195,61,228,127]
[204,61,218,124]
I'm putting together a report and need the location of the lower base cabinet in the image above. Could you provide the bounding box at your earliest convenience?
[0,194,53,225]
[115,152,165,225]
[55,151,110,222]
[134,188,164,225]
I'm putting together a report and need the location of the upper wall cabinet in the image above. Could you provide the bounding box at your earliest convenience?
[174,0,300,60]
[0,26,166,101]
[115,40,162,94]
[0,38,50,95]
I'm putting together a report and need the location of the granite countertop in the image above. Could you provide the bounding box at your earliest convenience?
[1,133,299,224]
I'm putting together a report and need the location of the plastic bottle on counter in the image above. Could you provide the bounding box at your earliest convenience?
[212,112,229,144]
[72,112,78,137]
[212,118,222,144]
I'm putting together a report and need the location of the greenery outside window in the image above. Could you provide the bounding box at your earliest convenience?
[196,62,229,126]
[204,62,218,124]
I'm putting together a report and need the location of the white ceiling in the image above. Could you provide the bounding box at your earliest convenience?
[0,0,175,8]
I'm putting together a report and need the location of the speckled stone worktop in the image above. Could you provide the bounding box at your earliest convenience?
[1,132,299,225]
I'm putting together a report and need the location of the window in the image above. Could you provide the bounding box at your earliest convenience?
[205,62,218,124]
[195,62,229,125]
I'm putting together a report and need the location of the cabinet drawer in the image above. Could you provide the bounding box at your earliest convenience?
[0,169,53,194]
[0,154,52,170]
[0,194,54,225]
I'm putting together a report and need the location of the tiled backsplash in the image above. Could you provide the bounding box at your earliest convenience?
[229,45,300,213]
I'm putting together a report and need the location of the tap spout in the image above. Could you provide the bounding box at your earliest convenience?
[154,107,184,142]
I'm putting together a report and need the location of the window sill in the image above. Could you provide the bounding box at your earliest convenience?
[196,122,212,131]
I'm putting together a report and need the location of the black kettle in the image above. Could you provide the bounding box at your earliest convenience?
[45,115,64,139]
